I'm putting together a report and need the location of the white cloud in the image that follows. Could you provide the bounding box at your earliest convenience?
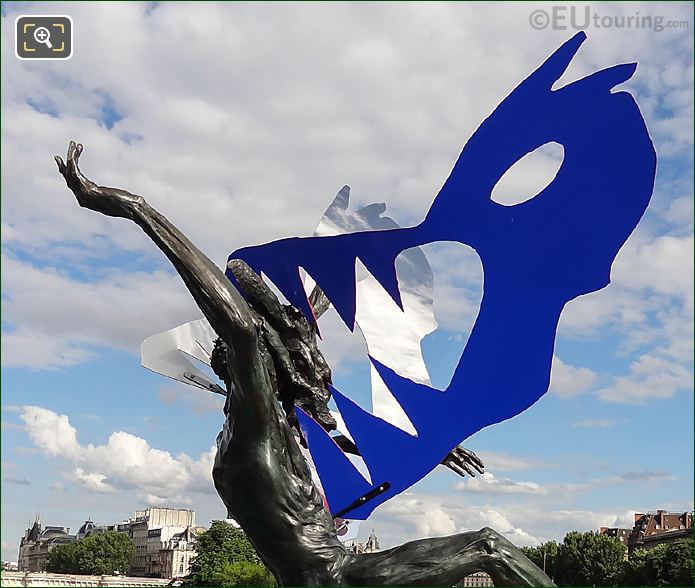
[20,406,81,459]
[559,286,649,339]
[613,510,639,529]
[613,235,694,302]
[558,233,693,356]
[556,231,693,405]
[1,327,96,370]
[140,493,193,507]
[379,494,458,539]
[1,254,200,369]
[598,353,692,404]
[456,472,546,496]
[420,241,484,336]
[549,356,599,399]
[617,469,676,483]
[1,540,17,557]
[1,0,692,561]
[159,383,225,415]
[2,2,690,377]
[2,405,23,413]
[1,422,24,432]
[71,468,116,493]
[491,142,564,207]
[454,472,591,502]
[20,405,216,499]
[663,197,694,229]
[572,419,618,429]
[475,451,547,472]
[316,308,370,373]
[368,491,640,549]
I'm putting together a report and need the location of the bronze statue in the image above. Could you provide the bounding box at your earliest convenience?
[56,141,554,586]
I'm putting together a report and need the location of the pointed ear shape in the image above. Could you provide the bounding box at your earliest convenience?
[560,62,638,95]
[516,33,637,102]
[489,32,586,118]
[522,31,587,91]
[332,185,351,212]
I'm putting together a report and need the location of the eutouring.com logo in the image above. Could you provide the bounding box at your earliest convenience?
[529,7,690,33]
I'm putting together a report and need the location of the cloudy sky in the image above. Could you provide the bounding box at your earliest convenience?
[2,1,693,562]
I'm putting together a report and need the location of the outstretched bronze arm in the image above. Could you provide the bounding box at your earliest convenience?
[56,142,349,583]
[55,142,255,347]
[56,142,552,587]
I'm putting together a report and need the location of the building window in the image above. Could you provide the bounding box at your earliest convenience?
[179,563,184,574]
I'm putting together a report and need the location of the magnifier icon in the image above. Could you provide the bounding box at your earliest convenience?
[33,26,53,49]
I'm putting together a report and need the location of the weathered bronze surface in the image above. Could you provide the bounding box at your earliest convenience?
[56,141,554,586]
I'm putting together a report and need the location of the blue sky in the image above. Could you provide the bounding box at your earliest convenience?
[2,1,693,561]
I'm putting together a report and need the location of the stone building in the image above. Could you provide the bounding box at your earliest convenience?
[127,508,198,579]
[459,571,494,587]
[599,526,631,548]
[146,526,200,579]
[130,519,150,577]
[76,520,97,541]
[344,530,380,554]
[0,571,171,586]
[627,510,693,556]
[18,508,201,580]
[76,518,134,541]
[18,518,76,572]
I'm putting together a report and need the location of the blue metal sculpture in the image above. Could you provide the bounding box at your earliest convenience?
[227,32,656,520]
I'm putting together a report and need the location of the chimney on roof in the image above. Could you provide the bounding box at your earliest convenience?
[634,513,644,523]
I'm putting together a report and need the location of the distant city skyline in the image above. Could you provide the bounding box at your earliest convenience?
[2,1,693,562]
[16,506,201,579]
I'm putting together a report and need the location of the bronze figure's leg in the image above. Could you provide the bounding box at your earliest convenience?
[344,527,554,586]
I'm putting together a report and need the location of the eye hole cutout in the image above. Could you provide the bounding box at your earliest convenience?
[491,141,565,207]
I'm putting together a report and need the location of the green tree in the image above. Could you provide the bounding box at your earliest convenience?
[521,540,560,583]
[183,521,276,586]
[660,538,694,586]
[557,530,626,586]
[46,531,135,575]
[621,538,694,586]
[621,547,650,586]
